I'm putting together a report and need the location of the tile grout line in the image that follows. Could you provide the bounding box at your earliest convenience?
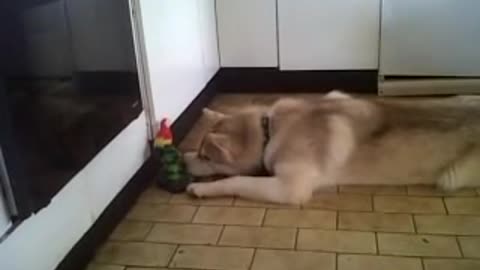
[120,218,480,235]
[455,236,465,258]
[248,248,258,270]
[375,232,380,255]
[189,205,200,223]
[216,225,226,245]
[442,196,449,215]
[411,214,418,234]
[370,194,375,212]
[142,222,156,241]
[260,208,268,226]
[335,252,339,270]
[335,210,339,230]
[166,244,179,268]
[420,257,426,270]
[294,227,299,250]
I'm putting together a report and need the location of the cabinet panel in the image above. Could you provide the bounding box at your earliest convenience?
[380,0,480,76]
[216,0,278,67]
[278,0,380,70]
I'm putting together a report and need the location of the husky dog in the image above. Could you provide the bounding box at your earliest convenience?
[184,91,480,205]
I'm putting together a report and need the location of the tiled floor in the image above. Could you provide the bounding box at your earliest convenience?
[87,94,480,270]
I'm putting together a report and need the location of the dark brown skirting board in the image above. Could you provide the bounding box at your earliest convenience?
[215,68,378,93]
[55,74,218,270]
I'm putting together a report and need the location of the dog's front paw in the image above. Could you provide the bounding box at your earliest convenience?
[186,183,206,198]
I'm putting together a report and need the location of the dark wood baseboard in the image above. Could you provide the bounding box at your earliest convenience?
[215,68,378,93]
[55,76,218,270]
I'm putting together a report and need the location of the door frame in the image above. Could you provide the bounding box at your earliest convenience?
[128,0,157,139]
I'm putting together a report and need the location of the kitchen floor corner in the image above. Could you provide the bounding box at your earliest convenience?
[86,94,480,270]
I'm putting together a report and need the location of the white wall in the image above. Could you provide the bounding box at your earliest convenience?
[0,113,149,270]
[137,0,220,122]
[216,0,278,67]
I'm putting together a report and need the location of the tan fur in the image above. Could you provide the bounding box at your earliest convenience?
[185,91,480,205]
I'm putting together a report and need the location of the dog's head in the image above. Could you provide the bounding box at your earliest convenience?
[185,107,266,177]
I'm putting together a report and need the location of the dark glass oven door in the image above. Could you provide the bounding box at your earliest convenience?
[0,0,143,215]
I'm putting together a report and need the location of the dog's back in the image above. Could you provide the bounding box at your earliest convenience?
[269,95,480,188]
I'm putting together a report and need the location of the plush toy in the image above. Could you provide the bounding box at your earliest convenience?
[153,118,192,193]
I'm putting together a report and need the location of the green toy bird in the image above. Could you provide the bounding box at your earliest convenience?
[154,118,192,193]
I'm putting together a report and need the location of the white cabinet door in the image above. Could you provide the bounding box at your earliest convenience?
[278,0,380,70]
[216,0,278,67]
[380,0,480,76]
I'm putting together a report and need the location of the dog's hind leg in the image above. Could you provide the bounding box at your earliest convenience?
[437,146,480,191]
[187,175,313,205]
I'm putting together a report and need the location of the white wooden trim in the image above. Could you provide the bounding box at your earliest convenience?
[379,78,480,96]
[129,0,156,139]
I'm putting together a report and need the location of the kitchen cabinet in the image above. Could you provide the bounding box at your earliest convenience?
[216,0,278,67]
[380,0,480,77]
[277,0,380,70]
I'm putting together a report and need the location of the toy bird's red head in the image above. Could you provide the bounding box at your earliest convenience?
[155,118,173,147]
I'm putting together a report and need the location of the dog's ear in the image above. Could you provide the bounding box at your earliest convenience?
[202,108,226,122]
[202,133,234,163]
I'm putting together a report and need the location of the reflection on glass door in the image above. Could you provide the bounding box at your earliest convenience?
[0,0,143,212]
[0,148,14,239]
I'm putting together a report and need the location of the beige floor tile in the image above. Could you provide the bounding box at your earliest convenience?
[170,245,254,270]
[415,215,480,235]
[125,268,170,270]
[169,193,234,206]
[251,249,335,270]
[377,233,461,257]
[306,194,372,211]
[125,268,169,270]
[477,188,480,196]
[457,237,480,258]
[127,268,192,270]
[314,186,339,194]
[86,264,125,270]
[233,198,299,209]
[339,185,407,195]
[263,209,336,228]
[424,259,480,270]
[445,198,480,215]
[339,212,414,233]
[109,221,153,241]
[407,185,477,197]
[127,204,196,223]
[94,242,176,267]
[374,196,445,214]
[137,187,171,204]
[297,229,376,254]
[146,223,222,245]
[193,206,265,225]
[338,255,422,270]
[219,226,296,249]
